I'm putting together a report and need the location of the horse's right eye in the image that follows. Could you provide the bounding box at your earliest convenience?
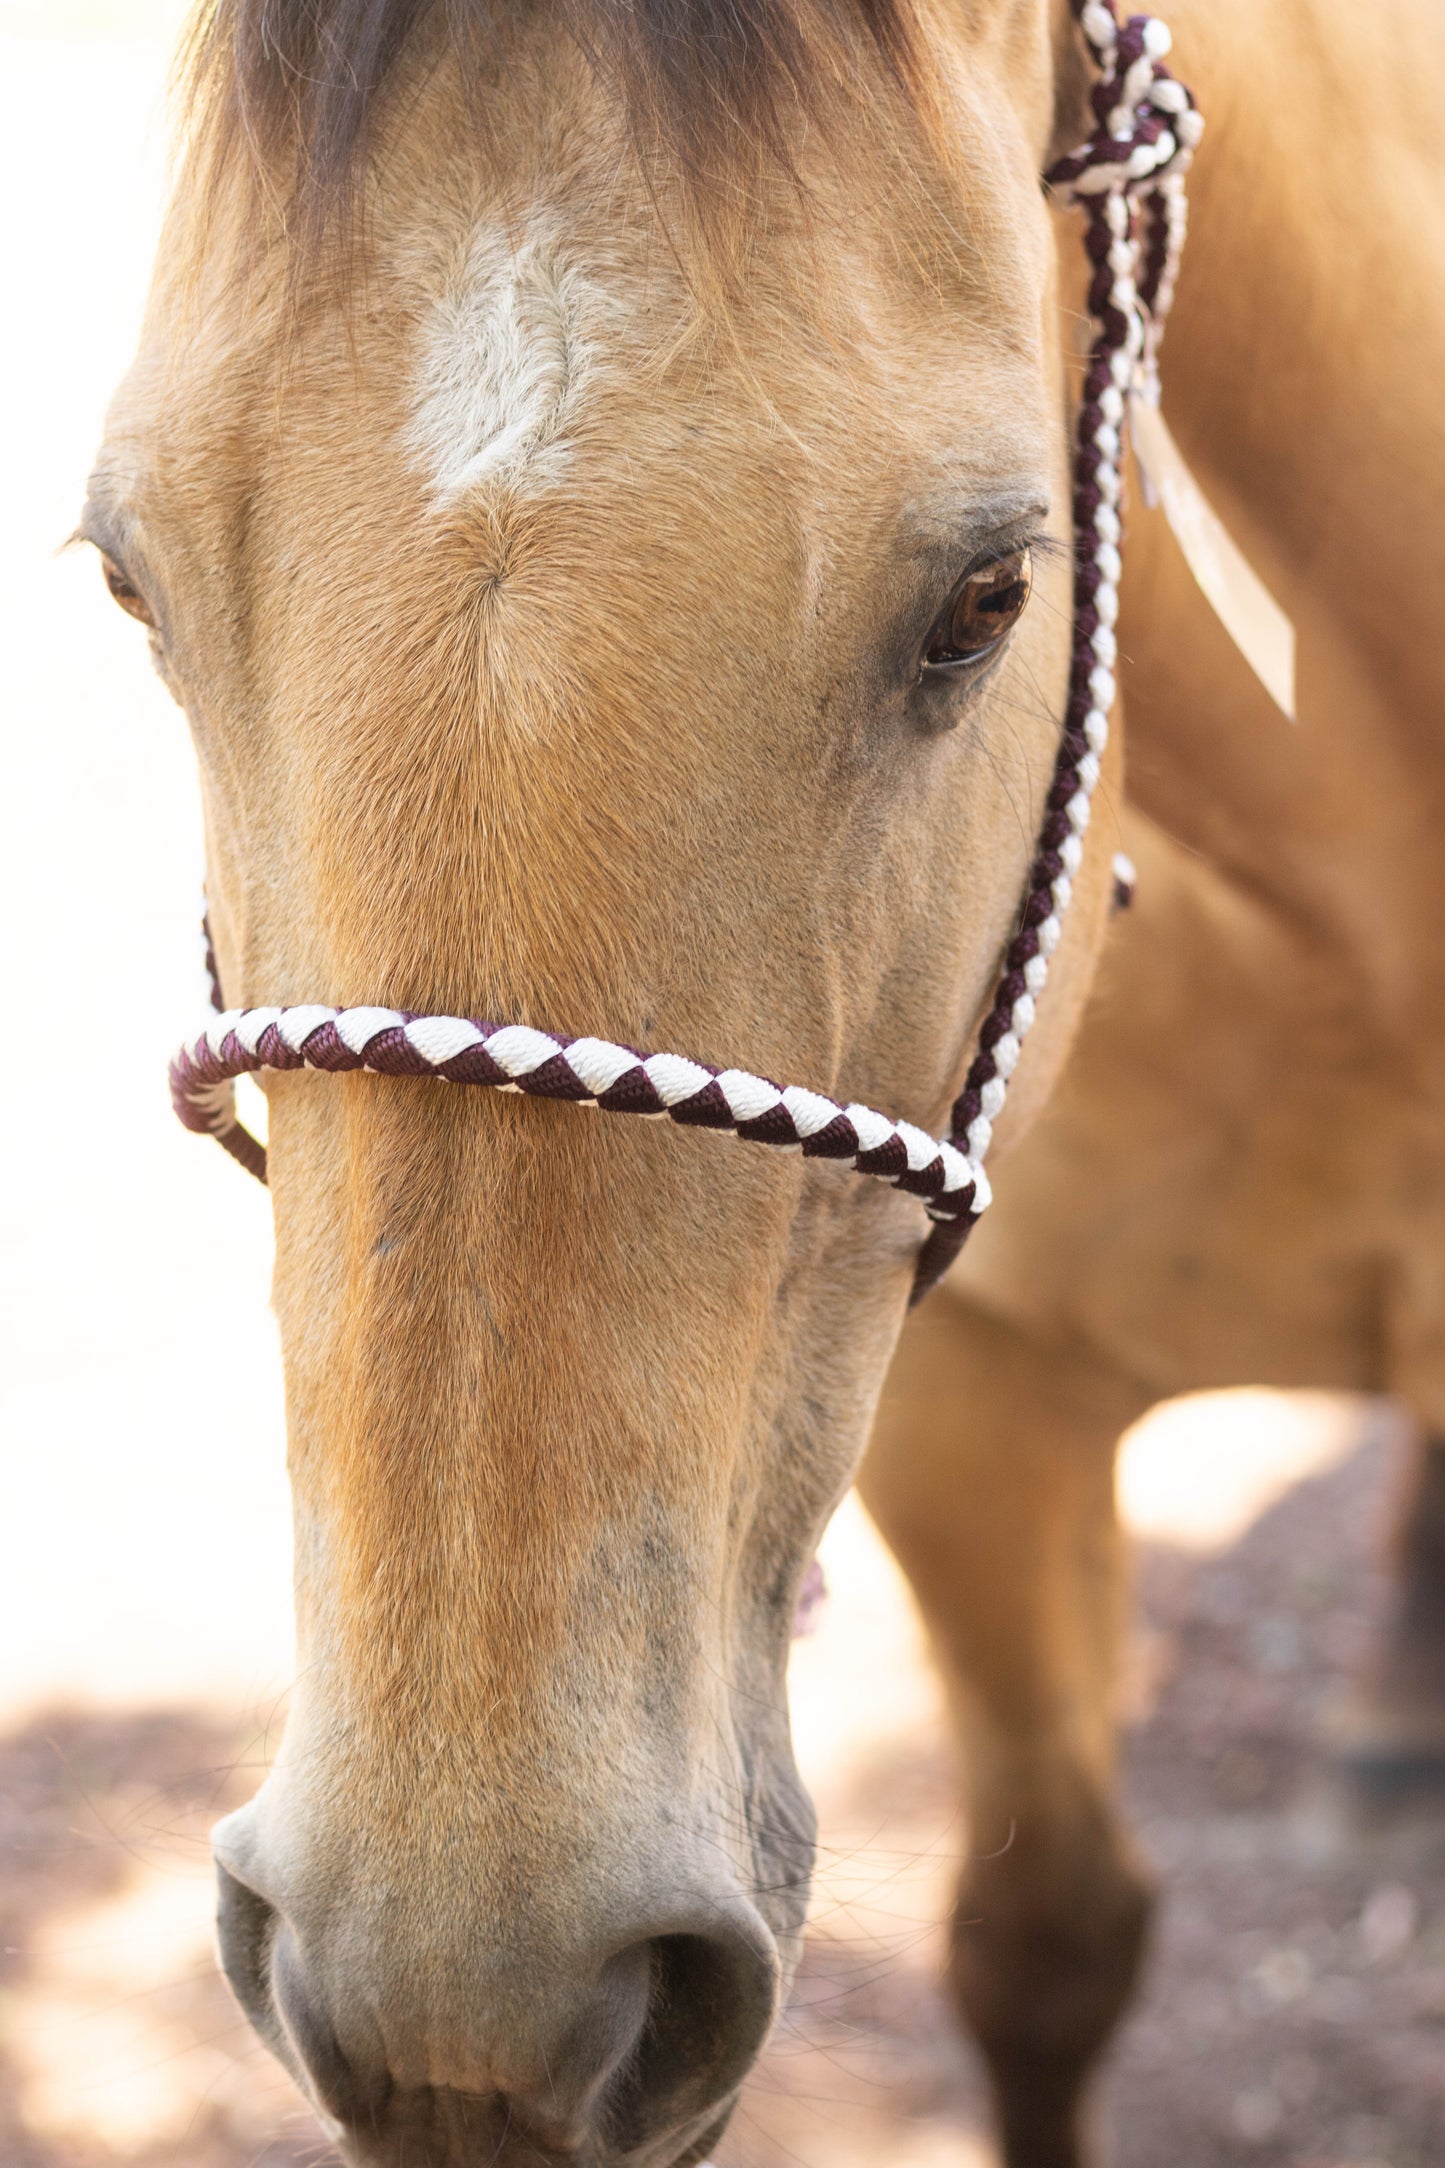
[100,553,156,627]
[923,547,1033,672]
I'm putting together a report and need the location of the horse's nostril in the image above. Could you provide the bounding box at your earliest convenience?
[603,1925,779,2151]
[214,1854,386,2123]
[214,1854,279,2035]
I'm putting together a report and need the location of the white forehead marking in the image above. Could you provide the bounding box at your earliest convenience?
[408,230,604,500]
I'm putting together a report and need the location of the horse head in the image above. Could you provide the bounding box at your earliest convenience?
[85,1,1116,2157]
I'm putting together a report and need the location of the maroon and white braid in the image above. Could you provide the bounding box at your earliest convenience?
[173,1005,989,1227]
[169,0,1200,1306]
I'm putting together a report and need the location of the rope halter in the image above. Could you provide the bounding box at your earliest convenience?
[168,0,1201,1307]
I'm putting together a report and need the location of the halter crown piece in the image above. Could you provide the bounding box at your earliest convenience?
[168,0,1201,1306]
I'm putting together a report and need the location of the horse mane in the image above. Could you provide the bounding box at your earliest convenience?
[181,0,928,263]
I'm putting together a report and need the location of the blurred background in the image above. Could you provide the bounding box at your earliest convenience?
[3,4,1444,2163]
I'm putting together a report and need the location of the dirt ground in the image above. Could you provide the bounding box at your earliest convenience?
[3,1408,1443,2168]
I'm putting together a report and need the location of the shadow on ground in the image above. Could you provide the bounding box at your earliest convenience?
[3,1430,1443,2166]
[0,1705,318,2165]
[724,1428,1445,2168]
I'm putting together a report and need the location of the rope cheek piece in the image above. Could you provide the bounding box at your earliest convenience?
[168,0,1201,1308]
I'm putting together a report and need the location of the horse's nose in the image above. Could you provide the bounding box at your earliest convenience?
[214,1851,778,2162]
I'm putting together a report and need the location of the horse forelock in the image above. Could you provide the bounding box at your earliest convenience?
[179,0,951,278]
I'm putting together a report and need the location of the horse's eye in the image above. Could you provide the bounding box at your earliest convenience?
[924,547,1032,670]
[100,552,155,626]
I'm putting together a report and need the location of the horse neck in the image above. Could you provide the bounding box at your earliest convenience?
[1118,0,1445,1011]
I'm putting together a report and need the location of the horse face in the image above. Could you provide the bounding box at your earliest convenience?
[87,7,1107,2158]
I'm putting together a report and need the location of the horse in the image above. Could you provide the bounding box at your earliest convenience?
[83,0,1445,2162]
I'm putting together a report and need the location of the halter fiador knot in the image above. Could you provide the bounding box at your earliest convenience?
[169,0,1200,1305]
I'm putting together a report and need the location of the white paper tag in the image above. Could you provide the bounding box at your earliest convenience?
[1129,395,1297,722]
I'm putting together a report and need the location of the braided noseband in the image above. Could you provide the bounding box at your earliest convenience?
[169,0,1201,1306]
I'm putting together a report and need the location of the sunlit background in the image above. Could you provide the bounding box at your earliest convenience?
[3,5,1443,2164]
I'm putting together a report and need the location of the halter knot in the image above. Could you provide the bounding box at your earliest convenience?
[1048,6,1203,209]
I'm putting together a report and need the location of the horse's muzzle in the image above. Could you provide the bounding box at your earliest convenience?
[212,1840,779,2166]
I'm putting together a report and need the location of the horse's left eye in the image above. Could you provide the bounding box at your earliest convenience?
[100,552,156,627]
[924,547,1032,670]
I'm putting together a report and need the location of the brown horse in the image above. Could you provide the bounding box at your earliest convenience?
[83,0,1445,2163]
